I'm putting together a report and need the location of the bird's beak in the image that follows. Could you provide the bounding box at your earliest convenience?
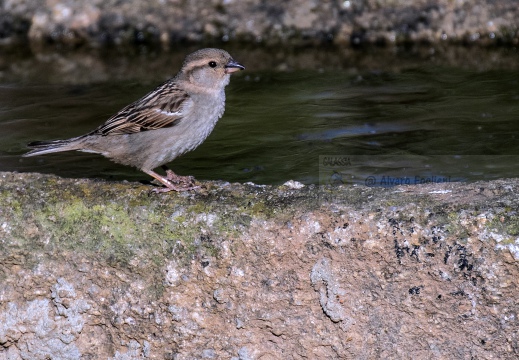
[225,59,245,74]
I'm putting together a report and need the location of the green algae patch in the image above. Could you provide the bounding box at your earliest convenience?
[0,173,190,267]
[32,200,142,264]
[486,211,519,244]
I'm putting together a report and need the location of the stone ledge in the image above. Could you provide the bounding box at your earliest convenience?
[1,171,518,358]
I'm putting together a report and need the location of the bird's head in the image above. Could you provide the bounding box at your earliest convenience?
[181,48,244,90]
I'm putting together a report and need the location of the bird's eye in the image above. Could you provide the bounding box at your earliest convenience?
[208,61,217,68]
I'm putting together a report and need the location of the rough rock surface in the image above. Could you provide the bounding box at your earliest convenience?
[1,171,519,359]
[1,0,518,48]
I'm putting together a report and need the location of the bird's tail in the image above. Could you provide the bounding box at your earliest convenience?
[23,136,85,157]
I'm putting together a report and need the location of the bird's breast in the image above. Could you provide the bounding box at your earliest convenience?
[156,92,226,158]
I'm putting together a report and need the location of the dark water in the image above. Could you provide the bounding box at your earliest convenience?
[2,47,519,186]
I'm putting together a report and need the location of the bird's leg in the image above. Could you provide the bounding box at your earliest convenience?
[143,169,198,193]
[161,165,195,186]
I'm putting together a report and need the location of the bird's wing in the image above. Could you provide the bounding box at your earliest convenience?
[92,83,193,136]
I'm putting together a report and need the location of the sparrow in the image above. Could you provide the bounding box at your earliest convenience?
[23,48,244,193]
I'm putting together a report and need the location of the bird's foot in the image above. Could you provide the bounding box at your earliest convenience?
[164,169,195,186]
[161,165,195,186]
[145,168,199,194]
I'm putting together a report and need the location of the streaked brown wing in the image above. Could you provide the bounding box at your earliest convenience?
[92,82,193,136]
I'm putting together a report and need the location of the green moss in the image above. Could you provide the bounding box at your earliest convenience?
[188,202,209,215]
[488,211,519,239]
[0,190,23,223]
[29,201,134,264]
[433,211,468,241]
[249,201,270,217]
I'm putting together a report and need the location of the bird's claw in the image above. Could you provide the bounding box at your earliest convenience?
[164,169,195,186]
